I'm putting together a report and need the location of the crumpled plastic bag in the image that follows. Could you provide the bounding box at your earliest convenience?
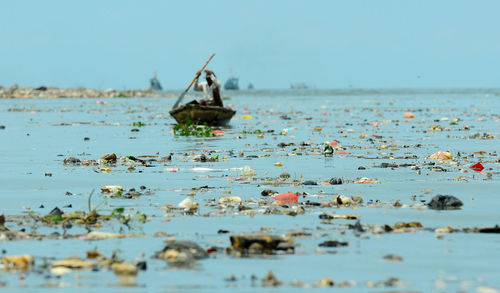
[470,162,484,172]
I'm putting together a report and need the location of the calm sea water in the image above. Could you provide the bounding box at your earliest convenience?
[0,89,499,292]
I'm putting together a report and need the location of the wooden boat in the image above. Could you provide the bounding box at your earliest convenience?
[169,104,236,126]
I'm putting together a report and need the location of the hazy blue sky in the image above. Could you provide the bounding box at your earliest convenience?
[1,0,499,89]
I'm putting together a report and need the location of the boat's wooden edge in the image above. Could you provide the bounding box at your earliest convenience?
[169,104,236,115]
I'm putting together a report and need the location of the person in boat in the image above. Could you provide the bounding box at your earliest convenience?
[192,69,223,107]
[150,73,162,91]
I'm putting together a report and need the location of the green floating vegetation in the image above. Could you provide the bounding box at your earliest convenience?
[40,206,148,228]
[173,119,214,137]
[241,129,262,134]
[132,121,146,127]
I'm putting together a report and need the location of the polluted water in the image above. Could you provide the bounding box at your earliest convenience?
[0,89,499,292]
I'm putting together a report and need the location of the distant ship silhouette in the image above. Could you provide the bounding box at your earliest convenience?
[224,68,239,90]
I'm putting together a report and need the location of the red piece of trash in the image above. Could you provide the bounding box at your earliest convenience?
[470,162,484,172]
[206,247,217,254]
[337,150,351,155]
[273,192,298,204]
[330,140,338,146]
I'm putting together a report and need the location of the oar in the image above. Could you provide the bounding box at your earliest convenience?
[172,53,215,109]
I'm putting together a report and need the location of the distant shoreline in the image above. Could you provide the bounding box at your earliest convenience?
[1,85,499,98]
[0,85,178,98]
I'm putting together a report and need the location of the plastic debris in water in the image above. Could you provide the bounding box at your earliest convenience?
[323,145,333,155]
[470,162,484,172]
[192,167,217,172]
[273,192,298,204]
[211,129,224,136]
[241,166,256,177]
[428,151,453,160]
[403,112,415,119]
[178,197,198,211]
[337,150,351,155]
[355,177,379,184]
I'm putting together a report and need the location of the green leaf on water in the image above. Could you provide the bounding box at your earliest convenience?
[132,121,146,127]
[50,215,63,224]
[111,208,125,215]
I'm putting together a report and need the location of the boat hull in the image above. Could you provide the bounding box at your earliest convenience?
[169,104,236,126]
[224,78,239,90]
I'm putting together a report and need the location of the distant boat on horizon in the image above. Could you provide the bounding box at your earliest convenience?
[224,68,239,90]
[290,82,308,90]
[224,77,239,90]
[150,73,162,91]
